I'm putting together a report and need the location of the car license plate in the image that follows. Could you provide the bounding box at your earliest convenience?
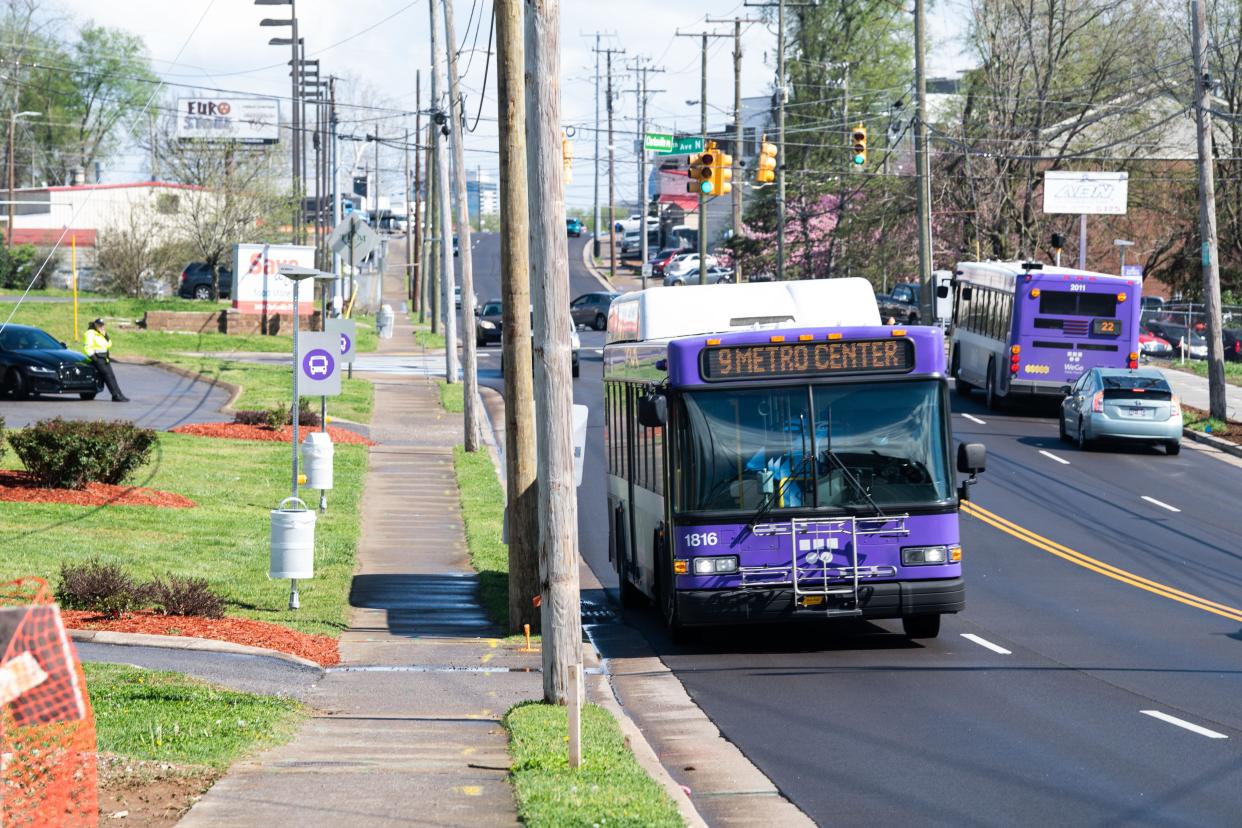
[1126,407,1153,419]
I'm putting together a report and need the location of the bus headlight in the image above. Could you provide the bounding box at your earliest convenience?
[901,545,960,566]
[692,556,738,575]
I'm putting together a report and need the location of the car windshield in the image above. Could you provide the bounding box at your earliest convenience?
[482,302,502,316]
[675,381,951,513]
[1101,374,1170,392]
[0,327,62,351]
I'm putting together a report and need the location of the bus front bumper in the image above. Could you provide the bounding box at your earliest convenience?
[675,577,964,626]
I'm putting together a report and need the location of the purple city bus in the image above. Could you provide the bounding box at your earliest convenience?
[604,281,987,639]
[948,261,1142,408]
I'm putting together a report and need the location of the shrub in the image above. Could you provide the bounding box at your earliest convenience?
[148,574,225,619]
[0,414,5,463]
[232,400,321,429]
[56,559,151,618]
[7,418,158,489]
[232,409,272,426]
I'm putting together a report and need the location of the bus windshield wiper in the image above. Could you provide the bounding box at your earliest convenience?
[819,447,886,517]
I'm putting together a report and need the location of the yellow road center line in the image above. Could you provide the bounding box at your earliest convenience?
[961,501,1242,624]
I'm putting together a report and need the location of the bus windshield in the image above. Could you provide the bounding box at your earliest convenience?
[676,380,951,513]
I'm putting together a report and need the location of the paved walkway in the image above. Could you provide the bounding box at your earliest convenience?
[1159,362,1242,422]
[179,269,538,826]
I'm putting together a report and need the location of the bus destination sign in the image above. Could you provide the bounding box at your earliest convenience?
[701,338,915,381]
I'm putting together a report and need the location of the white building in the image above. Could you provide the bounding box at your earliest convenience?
[4,181,204,250]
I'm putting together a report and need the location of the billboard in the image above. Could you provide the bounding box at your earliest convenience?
[231,243,316,314]
[177,98,280,144]
[1043,171,1128,215]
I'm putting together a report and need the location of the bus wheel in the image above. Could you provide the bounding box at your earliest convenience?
[902,614,941,639]
[984,362,999,410]
[656,541,684,638]
[952,351,972,396]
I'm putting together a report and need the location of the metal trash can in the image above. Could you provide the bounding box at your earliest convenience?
[270,497,315,580]
[301,431,334,490]
[377,303,394,339]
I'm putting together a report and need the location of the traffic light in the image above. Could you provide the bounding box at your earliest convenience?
[851,123,868,167]
[561,130,573,184]
[711,151,733,197]
[756,137,777,183]
[687,151,714,195]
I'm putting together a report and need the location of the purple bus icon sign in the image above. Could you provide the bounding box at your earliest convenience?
[302,349,335,379]
[339,332,352,354]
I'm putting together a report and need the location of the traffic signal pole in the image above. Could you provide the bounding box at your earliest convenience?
[914,0,934,318]
[699,33,707,284]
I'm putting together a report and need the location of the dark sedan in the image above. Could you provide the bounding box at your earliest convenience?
[0,324,101,400]
[475,299,503,346]
[570,291,619,330]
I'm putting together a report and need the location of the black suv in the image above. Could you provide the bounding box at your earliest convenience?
[178,262,233,300]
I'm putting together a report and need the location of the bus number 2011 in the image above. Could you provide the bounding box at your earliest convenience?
[684,532,720,548]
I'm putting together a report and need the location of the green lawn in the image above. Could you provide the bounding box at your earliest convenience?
[1183,406,1237,439]
[1,295,377,422]
[1156,358,1242,388]
[505,702,682,828]
[86,663,303,769]
[0,432,365,636]
[453,445,506,625]
[440,380,464,413]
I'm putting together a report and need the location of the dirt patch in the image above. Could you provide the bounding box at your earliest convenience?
[170,423,374,445]
[97,755,218,827]
[65,610,339,667]
[1183,404,1242,445]
[0,471,196,509]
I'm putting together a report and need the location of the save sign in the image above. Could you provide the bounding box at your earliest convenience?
[231,243,317,314]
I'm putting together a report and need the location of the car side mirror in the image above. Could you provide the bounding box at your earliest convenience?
[637,392,667,428]
[957,442,986,475]
[60,341,67,348]
[1060,385,1072,397]
[936,285,949,299]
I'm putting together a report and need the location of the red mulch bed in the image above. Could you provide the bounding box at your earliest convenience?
[64,609,339,667]
[0,471,195,508]
[170,423,374,445]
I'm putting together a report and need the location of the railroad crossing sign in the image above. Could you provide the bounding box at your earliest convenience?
[328,214,380,261]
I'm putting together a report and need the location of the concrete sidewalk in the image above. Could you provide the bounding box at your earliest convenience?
[1158,362,1242,422]
[179,278,540,826]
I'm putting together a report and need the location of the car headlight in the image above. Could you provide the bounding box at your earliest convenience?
[480,320,496,329]
[692,556,738,575]
[27,365,56,374]
[901,545,961,566]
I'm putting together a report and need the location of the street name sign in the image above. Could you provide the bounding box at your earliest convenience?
[658,136,705,155]
[297,331,342,397]
[326,318,357,364]
[328,214,381,261]
[644,132,674,152]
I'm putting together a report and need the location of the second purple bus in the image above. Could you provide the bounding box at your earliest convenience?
[948,261,1141,408]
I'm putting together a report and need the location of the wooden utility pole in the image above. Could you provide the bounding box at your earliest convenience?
[405,125,414,302]
[628,58,665,290]
[606,48,619,282]
[430,0,458,382]
[443,0,483,450]
[526,0,581,705]
[496,0,539,635]
[913,0,933,317]
[427,119,440,335]
[1192,0,1228,420]
[592,32,602,258]
[412,71,423,313]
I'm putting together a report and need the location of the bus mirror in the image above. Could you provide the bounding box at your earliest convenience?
[957,442,986,475]
[961,286,973,302]
[936,285,949,299]
[638,393,667,428]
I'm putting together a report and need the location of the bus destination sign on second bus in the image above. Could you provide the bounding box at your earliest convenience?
[701,339,915,381]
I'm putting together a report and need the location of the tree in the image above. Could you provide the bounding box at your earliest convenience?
[95,205,188,296]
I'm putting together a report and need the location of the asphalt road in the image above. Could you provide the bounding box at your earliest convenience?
[0,361,232,429]
[468,233,1242,824]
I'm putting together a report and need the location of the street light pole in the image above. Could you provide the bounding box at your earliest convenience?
[6,111,38,248]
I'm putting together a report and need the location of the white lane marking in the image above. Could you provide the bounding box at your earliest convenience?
[1039,450,1071,465]
[960,633,1012,655]
[1141,495,1181,513]
[1140,710,1228,739]
[961,413,987,425]
[593,348,603,355]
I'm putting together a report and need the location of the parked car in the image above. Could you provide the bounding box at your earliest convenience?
[664,253,718,281]
[649,248,683,277]
[1143,316,1207,358]
[566,217,585,237]
[500,319,580,378]
[1059,367,1181,455]
[877,282,921,324]
[620,227,660,256]
[1139,331,1173,357]
[178,262,232,300]
[475,299,503,346]
[454,284,478,310]
[664,266,734,286]
[0,324,101,400]
[1141,296,1165,311]
[570,291,619,330]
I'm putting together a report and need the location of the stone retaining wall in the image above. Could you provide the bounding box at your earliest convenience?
[142,310,322,335]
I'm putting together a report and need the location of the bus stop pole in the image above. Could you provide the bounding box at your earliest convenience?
[290,278,301,611]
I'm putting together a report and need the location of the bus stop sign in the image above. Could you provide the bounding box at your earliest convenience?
[326,318,357,364]
[297,331,341,397]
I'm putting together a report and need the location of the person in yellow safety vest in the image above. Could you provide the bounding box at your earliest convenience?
[83,318,129,402]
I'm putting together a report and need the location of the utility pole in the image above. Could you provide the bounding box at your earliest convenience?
[592,32,602,258]
[525,0,580,706]
[676,29,727,284]
[430,0,458,382]
[426,119,440,334]
[629,59,665,290]
[606,48,619,282]
[405,126,413,301]
[777,0,786,281]
[496,0,539,636]
[1192,0,1228,420]
[330,77,341,309]
[707,16,760,283]
[412,71,422,312]
[914,0,933,316]
[442,0,482,451]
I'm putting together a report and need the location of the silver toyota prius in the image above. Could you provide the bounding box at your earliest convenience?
[1060,367,1182,455]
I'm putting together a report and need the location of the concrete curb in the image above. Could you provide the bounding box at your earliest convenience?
[69,628,325,671]
[1183,427,1242,459]
[114,356,245,413]
[581,238,616,291]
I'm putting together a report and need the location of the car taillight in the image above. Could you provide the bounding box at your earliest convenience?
[1170,394,1181,419]
[180,270,188,284]
[1092,391,1104,413]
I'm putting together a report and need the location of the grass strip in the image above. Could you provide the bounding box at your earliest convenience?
[0,432,365,636]
[452,445,507,625]
[1183,404,1239,443]
[1155,357,1242,388]
[440,380,464,413]
[0,295,377,422]
[86,663,303,769]
[505,701,682,828]
[415,328,447,350]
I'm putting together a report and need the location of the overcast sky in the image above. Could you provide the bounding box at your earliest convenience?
[59,0,973,209]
